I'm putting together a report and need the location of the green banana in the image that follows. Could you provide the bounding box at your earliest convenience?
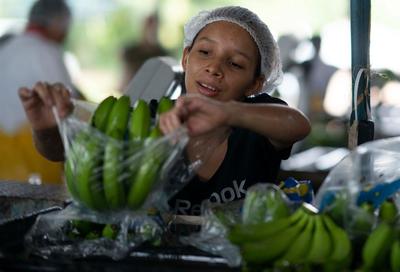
[102,224,118,239]
[379,199,398,224]
[127,126,165,209]
[241,208,309,264]
[306,214,332,264]
[362,222,394,270]
[70,219,94,236]
[155,96,174,130]
[64,154,80,200]
[91,96,116,132]
[129,99,151,140]
[229,216,296,245]
[229,218,290,245]
[70,131,108,210]
[126,97,173,210]
[323,214,352,263]
[280,213,314,264]
[157,96,174,115]
[103,95,131,209]
[105,95,131,140]
[103,141,126,209]
[391,239,400,272]
[127,99,152,190]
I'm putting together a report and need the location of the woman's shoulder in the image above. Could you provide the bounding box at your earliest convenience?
[244,92,287,106]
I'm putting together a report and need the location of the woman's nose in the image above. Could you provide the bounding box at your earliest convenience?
[205,60,223,77]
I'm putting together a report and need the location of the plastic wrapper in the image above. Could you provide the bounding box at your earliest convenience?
[180,200,242,267]
[315,136,400,236]
[58,99,194,212]
[25,98,204,259]
[180,183,294,267]
[25,204,162,260]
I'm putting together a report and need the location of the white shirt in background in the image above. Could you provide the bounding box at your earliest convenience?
[0,32,73,133]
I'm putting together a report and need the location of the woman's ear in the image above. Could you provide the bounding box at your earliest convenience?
[181,47,190,71]
[244,75,265,96]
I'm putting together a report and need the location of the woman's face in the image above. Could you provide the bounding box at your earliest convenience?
[182,21,265,101]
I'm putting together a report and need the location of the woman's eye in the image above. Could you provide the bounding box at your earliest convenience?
[230,61,243,69]
[198,50,209,55]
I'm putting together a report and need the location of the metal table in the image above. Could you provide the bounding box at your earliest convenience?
[0,181,239,272]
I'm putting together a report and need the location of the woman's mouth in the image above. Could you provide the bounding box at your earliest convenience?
[197,82,220,97]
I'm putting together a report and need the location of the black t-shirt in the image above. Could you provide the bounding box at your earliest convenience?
[168,93,291,215]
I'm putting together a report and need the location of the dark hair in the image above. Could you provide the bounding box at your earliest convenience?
[28,0,71,27]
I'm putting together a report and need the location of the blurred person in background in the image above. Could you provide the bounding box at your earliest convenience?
[0,33,15,48]
[119,12,168,92]
[0,0,79,184]
[300,35,337,122]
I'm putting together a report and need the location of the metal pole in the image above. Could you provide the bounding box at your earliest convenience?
[349,0,374,148]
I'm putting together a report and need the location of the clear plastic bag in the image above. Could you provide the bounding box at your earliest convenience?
[25,98,198,259]
[58,99,194,212]
[179,183,294,267]
[25,204,163,260]
[315,136,400,235]
[179,200,243,267]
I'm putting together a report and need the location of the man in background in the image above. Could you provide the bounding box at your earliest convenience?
[0,0,78,184]
[119,13,168,92]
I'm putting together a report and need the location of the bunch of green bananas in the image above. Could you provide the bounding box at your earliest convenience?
[64,96,174,211]
[361,199,400,271]
[229,203,352,270]
[241,185,290,225]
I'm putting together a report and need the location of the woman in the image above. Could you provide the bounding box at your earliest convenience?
[159,6,310,215]
[19,6,310,215]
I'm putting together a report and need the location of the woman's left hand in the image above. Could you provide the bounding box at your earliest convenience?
[159,94,231,137]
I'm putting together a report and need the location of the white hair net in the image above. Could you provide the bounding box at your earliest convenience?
[183,6,283,93]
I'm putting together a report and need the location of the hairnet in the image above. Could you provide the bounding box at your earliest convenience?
[183,6,283,93]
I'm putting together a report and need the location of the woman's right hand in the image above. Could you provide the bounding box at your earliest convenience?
[18,81,73,131]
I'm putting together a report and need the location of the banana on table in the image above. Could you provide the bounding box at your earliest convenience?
[232,189,400,271]
[229,202,352,270]
[65,95,174,211]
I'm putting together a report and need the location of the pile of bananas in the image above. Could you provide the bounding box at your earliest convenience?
[228,202,352,270]
[361,199,400,271]
[64,95,174,211]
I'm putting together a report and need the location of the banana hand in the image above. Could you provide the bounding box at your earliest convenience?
[280,212,314,264]
[240,207,308,264]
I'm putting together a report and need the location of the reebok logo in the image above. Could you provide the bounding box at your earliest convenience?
[174,179,247,215]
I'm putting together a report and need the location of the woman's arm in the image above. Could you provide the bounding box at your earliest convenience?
[224,100,311,149]
[159,94,311,149]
